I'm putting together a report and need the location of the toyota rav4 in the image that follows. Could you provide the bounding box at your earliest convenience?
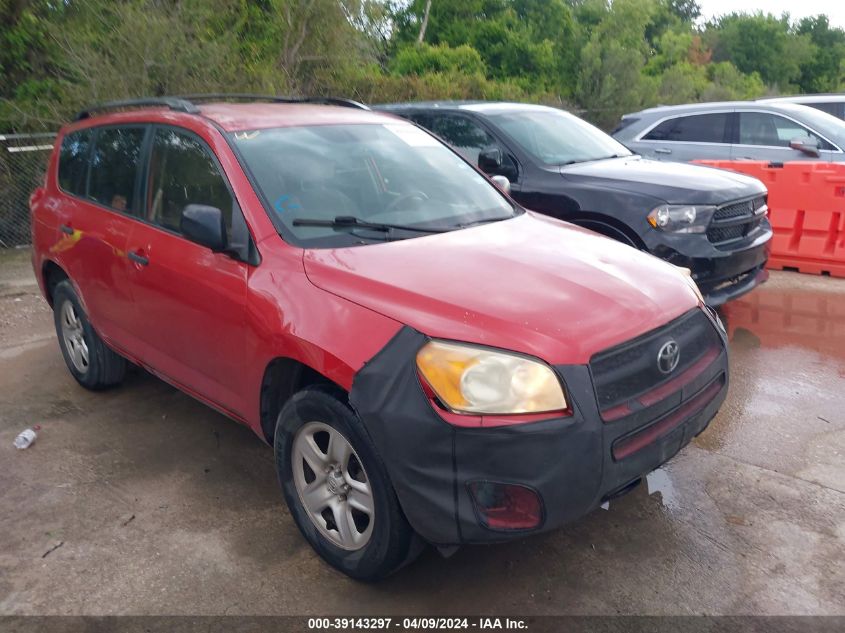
[30,96,729,580]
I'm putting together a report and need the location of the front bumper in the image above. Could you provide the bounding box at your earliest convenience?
[349,316,728,546]
[644,223,772,307]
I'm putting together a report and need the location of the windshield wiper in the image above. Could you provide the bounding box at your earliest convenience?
[292,215,450,234]
[560,153,631,166]
[456,215,516,228]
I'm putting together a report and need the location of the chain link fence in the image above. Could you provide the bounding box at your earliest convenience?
[0,133,56,248]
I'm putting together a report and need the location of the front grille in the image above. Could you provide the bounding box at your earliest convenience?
[708,224,746,242]
[714,199,755,220]
[590,309,722,416]
[706,195,766,248]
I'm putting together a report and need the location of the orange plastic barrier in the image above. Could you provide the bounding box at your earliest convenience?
[694,160,845,278]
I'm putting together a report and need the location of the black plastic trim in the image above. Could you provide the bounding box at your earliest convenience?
[75,97,200,121]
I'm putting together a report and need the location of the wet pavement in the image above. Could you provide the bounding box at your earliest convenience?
[0,248,843,615]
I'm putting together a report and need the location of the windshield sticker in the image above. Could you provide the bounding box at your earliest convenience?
[274,195,300,214]
[234,131,260,141]
[384,124,440,147]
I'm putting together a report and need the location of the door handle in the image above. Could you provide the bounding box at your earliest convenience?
[128,251,149,266]
[654,148,672,155]
[60,224,74,235]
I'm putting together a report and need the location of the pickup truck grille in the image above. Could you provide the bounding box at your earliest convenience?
[706,195,767,249]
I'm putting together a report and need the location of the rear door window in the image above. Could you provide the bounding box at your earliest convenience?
[58,129,93,196]
[738,112,835,150]
[642,113,729,143]
[88,127,146,213]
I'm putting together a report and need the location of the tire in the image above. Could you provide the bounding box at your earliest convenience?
[53,280,126,390]
[274,385,421,580]
[574,218,644,250]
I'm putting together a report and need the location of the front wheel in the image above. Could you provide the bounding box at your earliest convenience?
[274,385,421,580]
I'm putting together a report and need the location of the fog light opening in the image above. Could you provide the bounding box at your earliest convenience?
[467,481,544,531]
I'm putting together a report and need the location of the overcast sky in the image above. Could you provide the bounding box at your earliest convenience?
[698,0,845,28]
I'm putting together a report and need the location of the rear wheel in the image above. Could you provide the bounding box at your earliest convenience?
[53,280,126,390]
[275,385,421,580]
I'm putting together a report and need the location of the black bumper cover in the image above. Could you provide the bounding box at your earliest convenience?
[349,322,728,546]
[645,224,772,306]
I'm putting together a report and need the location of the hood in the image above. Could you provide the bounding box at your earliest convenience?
[303,213,700,365]
[560,156,766,205]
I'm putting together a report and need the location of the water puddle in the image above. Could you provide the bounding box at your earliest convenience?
[719,280,845,360]
[645,467,682,512]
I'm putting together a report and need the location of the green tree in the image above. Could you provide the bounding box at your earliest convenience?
[0,0,66,129]
[391,0,579,95]
[796,15,845,92]
[707,12,815,90]
[575,0,658,128]
[391,43,486,76]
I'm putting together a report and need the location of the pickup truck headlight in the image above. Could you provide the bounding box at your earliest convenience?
[416,341,567,415]
[648,205,716,234]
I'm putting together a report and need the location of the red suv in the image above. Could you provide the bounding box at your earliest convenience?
[30,96,729,580]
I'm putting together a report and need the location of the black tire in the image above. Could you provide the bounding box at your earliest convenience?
[574,218,645,250]
[274,385,422,580]
[53,280,126,390]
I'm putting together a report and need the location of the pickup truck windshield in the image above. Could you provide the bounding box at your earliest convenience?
[489,108,633,166]
[232,123,517,247]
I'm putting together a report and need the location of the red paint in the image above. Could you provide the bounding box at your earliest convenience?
[31,103,701,440]
[612,376,725,461]
[305,212,699,366]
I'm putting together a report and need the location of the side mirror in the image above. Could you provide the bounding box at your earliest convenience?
[181,204,227,252]
[789,137,820,157]
[478,147,503,173]
[490,175,511,194]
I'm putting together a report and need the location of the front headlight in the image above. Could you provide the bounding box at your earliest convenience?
[648,205,716,234]
[416,341,567,415]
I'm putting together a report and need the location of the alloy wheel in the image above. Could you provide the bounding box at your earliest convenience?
[60,300,89,374]
[291,421,375,550]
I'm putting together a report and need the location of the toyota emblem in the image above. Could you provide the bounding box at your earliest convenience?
[657,340,680,374]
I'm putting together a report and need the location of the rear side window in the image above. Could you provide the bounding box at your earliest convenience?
[643,113,729,143]
[88,127,146,212]
[146,127,235,237]
[805,102,842,118]
[57,129,93,195]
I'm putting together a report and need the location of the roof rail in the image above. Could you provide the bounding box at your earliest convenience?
[73,94,370,121]
[74,97,200,121]
[175,94,370,110]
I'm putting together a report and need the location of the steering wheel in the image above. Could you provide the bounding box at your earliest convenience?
[385,190,430,214]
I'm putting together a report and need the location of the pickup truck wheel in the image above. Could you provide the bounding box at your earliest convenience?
[53,280,126,390]
[275,385,421,580]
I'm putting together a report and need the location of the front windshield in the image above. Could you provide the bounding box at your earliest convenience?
[232,123,516,247]
[488,108,633,166]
